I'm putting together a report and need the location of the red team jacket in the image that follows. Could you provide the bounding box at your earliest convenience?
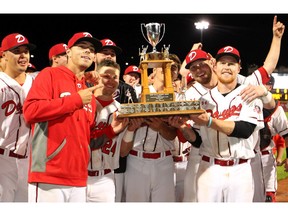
[23,66,96,187]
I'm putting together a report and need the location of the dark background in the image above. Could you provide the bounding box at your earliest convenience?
[1,13,288,76]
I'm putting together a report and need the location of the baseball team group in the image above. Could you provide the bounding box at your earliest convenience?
[1,15,288,203]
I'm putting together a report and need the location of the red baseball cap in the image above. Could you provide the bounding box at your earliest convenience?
[27,63,37,72]
[49,43,68,60]
[67,32,102,51]
[99,38,122,55]
[186,73,194,85]
[185,49,210,69]
[124,65,141,75]
[1,33,36,51]
[215,46,241,63]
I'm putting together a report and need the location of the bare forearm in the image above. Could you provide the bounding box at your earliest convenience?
[209,118,235,136]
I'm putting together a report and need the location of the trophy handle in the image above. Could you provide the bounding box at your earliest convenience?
[158,23,165,44]
[141,23,151,45]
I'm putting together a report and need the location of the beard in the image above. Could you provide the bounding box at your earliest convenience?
[217,75,234,84]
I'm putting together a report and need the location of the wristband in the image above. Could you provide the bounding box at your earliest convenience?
[207,116,212,128]
[261,91,272,104]
[260,84,268,96]
[286,147,288,159]
[123,130,134,143]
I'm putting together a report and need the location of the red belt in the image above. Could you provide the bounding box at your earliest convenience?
[261,150,270,155]
[129,149,171,159]
[173,155,188,162]
[88,169,111,177]
[202,155,248,166]
[0,148,27,159]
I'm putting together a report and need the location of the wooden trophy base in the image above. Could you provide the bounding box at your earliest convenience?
[118,100,204,118]
[118,55,204,118]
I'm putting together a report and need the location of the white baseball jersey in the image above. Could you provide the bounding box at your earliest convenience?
[237,67,265,86]
[264,105,288,150]
[261,104,288,194]
[89,99,122,171]
[0,72,33,156]
[196,84,264,159]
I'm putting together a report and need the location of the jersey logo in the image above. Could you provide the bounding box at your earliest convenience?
[113,89,120,100]
[60,92,71,97]
[208,103,242,120]
[2,100,22,116]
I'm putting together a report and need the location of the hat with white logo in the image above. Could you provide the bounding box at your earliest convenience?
[215,46,241,63]
[1,33,36,51]
[185,49,210,69]
[68,32,102,51]
[124,65,141,75]
[49,43,68,60]
[99,38,122,55]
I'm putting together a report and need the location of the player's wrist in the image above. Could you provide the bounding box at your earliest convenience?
[260,84,268,97]
[123,130,135,143]
[261,91,272,104]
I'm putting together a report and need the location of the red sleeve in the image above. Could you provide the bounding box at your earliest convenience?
[23,67,83,124]
[91,125,116,139]
[258,66,270,85]
[273,134,286,148]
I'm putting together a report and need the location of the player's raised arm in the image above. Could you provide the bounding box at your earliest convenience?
[262,15,285,75]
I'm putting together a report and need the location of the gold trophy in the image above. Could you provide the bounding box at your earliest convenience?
[118,22,203,118]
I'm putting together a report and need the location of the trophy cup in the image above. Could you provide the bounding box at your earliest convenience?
[118,22,204,118]
[141,23,165,60]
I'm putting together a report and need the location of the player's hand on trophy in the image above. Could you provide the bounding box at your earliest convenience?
[144,117,167,132]
[189,112,210,126]
[111,112,129,135]
[166,116,188,129]
[127,118,145,131]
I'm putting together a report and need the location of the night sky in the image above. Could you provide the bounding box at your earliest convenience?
[1,13,288,76]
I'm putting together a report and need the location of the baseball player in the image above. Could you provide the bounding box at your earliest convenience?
[89,38,137,202]
[87,59,130,202]
[0,33,36,202]
[124,62,178,202]
[0,47,6,71]
[122,65,142,100]
[23,32,102,202]
[177,16,284,202]
[190,49,265,202]
[272,134,285,166]
[258,76,288,202]
[48,43,68,67]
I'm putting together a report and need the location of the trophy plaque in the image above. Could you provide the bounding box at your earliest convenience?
[118,22,204,118]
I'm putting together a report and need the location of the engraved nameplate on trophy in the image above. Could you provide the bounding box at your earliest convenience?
[118,22,204,118]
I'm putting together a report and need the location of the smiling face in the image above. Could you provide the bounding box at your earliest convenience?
[214,55,241,85]
[189,59,213,85]
[66,41,96,72]
[3,45,30,75]
[94,60,120,100]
